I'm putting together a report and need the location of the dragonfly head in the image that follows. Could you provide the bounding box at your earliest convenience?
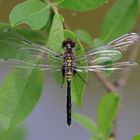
[62,38,75,51]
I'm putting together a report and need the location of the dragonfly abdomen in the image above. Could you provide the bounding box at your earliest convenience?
[67,80,71,127]
[66,68,73,81]
[65,55,74,81]
[64,52,75,127]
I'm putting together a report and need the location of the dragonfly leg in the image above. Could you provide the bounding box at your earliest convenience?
[75,47,80,51]
[73,69,89,86]
[55,53,63,58]
[61,65,65,88]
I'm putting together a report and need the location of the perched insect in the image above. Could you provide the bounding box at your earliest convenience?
[0,31,139,127]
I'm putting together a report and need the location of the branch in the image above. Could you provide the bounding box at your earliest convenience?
[95,72,117,92]
[47,0,59,15]
[95,29,140,140]
[115,39,140,92]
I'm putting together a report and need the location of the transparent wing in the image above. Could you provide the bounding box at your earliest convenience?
[0,58,61,71]
[77,33,139,65]
[0,29,63,64]
[17,38,63,61]
[87,50,122,64]
[0,28,64,69]
[75,61,137,72]
[90,33,139,52]
[20,46,63,65]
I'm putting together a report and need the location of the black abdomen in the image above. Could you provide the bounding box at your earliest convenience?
[67,80,71,126]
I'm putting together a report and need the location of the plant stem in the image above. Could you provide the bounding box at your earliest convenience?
[47,0,59,15]
[95,72,116,92]
[55,0,65,6]
[95,30,140,139]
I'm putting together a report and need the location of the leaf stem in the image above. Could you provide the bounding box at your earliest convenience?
[47,1,59,15]
[55,0,65,6]
[42,0,48,3]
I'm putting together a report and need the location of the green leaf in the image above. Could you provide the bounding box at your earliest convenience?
[72,112,97,133]
[100,0,139,42]
[0,23,46,58]
[90,138,97,140]
[90,135,105,140]
[97,93,120,135]
[0,126,27,140]
[132,134,140,140]
[55,0,64,3]
[93,38,104,48]
[0,24,46,132]
[64,30,87,107]
[10,0,50,30]
[56,0,108,12]
[90,138,95,140]
[0,25,46,132]
[139,0,140,13]
[47,13,64,84]
[0,23,47,41]
[0,69,44,132]
[48,14,64,53]
[75,29,93,47]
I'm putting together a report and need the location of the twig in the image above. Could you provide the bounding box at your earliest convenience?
[95,72,117,92]
[96,33,140,140]
[47,0,59,15]
[115,39,140,91]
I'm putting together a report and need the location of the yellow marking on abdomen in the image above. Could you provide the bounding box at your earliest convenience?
[67,72,72,74]
[67,63,71,67]
[67,60,72,63]
[66,73,72,81]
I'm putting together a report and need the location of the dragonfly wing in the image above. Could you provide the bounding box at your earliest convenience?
[88,50,122,64]
[75,61,137,72]
[76,49,123,65]
[0,29,64,66]
[103,33,139,51]
[89,33,139,53]
[77,33,139,65]
[20,47,63,65]
[0,29,63,59]
[18,39,62,58]
[0,58,61,71]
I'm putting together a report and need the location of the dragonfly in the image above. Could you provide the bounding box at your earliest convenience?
[0,31,139,127]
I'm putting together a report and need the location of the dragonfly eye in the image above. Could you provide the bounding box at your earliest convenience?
[62,39,75,50]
